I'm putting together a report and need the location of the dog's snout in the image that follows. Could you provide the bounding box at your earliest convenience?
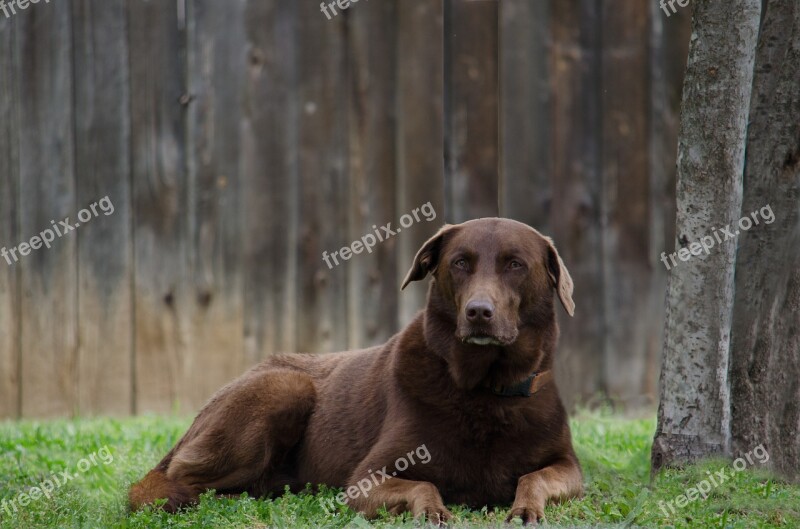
[465,300,494,323]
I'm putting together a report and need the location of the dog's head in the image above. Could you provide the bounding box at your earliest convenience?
[402,218,573,387]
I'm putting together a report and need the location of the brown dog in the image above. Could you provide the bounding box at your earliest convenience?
[129,218,583,524]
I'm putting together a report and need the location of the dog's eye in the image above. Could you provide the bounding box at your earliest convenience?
[507,260,524,270]
[453,258,468,270]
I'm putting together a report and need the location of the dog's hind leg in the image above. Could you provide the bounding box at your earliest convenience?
[129,369,316,512]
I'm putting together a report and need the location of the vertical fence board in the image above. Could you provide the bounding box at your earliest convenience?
[600,2,654,406]
[347,0,399,348]
[0,14,19,419]
[499,0,551,230]
[73,0,134,416]
[295,1,349,354]
[185,0,248,409]
[242,1,298,361]
[17,3,78,417]
[130,0,190,414]
[444,0,499,223]
[549,0,605,408]
[396,0,446,326]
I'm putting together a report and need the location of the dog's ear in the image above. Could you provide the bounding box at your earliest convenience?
[401,224,457,290]
[544,237,575,317]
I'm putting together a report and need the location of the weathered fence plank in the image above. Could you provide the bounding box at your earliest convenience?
[241,0,298,360]
[444,0,499,222]
[129,0,190,414]
[346,0,399,348]
[185,0,248,409]
[17,3,78,417]
[499,0,551,231]
[295,0,349,353]
[396,0,446,326]
[0,13,19,419]
[73,0,134,416]
[600,1,655,406]
[549,0,606,407]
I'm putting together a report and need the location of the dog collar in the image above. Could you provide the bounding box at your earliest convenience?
[487,370,553,397]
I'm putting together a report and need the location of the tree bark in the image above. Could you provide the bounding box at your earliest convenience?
[728,0,800,480]
[652,0,761,470]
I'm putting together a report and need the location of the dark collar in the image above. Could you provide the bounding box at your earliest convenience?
[486,370,553,397]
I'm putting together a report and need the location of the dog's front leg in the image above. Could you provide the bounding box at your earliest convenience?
[506,456,583,525]
[346,476,452,525]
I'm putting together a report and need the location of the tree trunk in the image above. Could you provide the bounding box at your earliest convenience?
[652,0,761,470]
[728,0,800,480]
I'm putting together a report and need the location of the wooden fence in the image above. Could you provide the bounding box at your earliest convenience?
[0,0,691,418]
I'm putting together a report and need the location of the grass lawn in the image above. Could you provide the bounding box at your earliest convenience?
[0,411,796,528]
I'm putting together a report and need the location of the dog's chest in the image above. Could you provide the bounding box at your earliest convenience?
[440,396,542,441]
[423,434,540,506]
[406,410,549,505]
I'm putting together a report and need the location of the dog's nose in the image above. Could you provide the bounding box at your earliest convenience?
[465,300,494,323]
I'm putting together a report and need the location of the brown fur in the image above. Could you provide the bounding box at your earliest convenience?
[129,218,584,525]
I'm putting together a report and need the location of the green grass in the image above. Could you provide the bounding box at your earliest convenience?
[0,411,797,528]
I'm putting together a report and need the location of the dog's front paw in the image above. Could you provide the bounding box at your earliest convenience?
[409,483,452,526]
[416,504,452,526]
[505,504,544,525]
